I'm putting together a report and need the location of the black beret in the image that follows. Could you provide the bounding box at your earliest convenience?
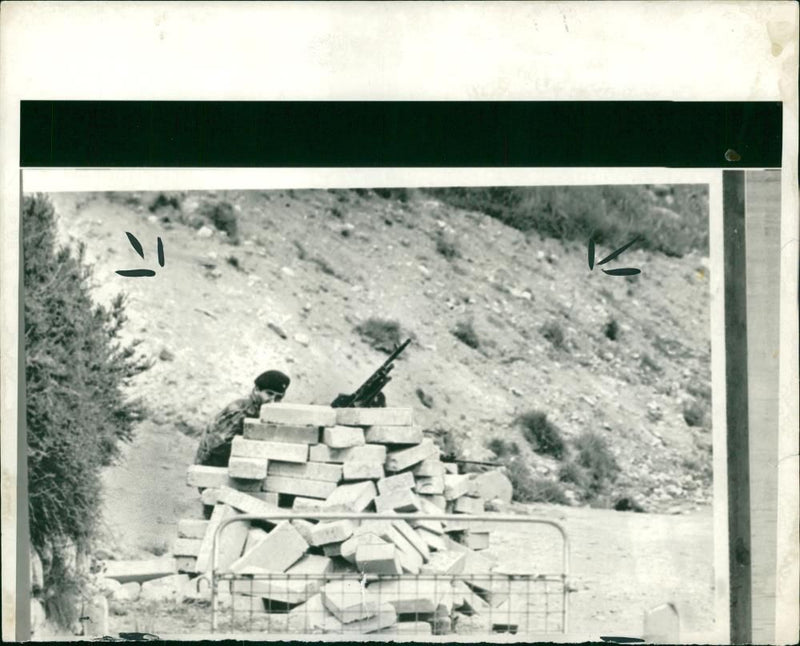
[254,370,290,394]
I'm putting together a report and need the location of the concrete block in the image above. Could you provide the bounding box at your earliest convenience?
[293,496,329,513]
[420,550,467,575]
[231,436,308,463]
[290,519,316,544]
[268,460,342,482]
[376,471,415,495]
[374,488,421,513]
[463,549,497,575]
[216,486,281,521]
[376,621,432,635]
[229,520,308,574]
[452,580,491,615]
[413,458,446,477]
[367,579,439,614]
[357,521,422,574]
[230,554,333,603]
[365,425,423,444]
[322,603,397,633]
[454,495,484,515]
[441,535,470,554]
[174,556,197,574]
[335,406,414,427]
[342,460,384,481]
[288,593,331,632]
[323,542,343,557]
[466,575,510,608]
[310,443,387,464]
[321,579,382,623]
[244,527,269,554]
[324,480,377,513]
[201,488,220,506]
[460,530,490,550]
[416,526,446,551]
[443,518,470,532]
[265,474,338,499]
[419,493,447,510]
[251,491,279,505]
[385,438,438,472]
[177,519,209,539]
[323,425,366,448]
[186,465,259,491]
[472,470,513,503]
[309,519,356,546]
[340,532,387,563]
[444,474,472,500]
[444,462,459,474]
[356,542,402,574]
[103,559,176,584]
[415,475,445,495]
[173,538,202,557]
[260,402,337,427]
[392,519,430,562]
[410,517,444,535]
[195,503,250,573]
[244,418,320,444]
[227,456,268,480]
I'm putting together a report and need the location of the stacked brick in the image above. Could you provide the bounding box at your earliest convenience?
[174,403,513,635]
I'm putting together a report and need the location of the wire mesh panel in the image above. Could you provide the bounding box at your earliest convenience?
[208,512,569,638]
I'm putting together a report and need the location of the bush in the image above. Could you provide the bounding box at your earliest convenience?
[199,200,239,243]
[452,320,480,349]
[435,233,460,259]
[148,192,181,212]
[604,319,620,341]
[515,410,566,460]
[572,431,620,497]
[558,461,590,489]
[505,460,569,504]
[683,399,707,427]
[355,318,405,353]
[487,438,520,459]
[24,195,149,627]
[540,320,566,349]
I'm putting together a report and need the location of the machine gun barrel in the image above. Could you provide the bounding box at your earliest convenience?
[332,338,411,408]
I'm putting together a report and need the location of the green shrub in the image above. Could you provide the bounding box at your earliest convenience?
[452,320,480,349]
[24,195,150,627]
[355,318,405,353]
[604,319,620,341]
[505,460,569,504]
[435,233,460,259]
[540,320,566,349]
[148,192,181,212]
[683,399,707,427]
[572,431,620,497]
[487,438,520,459]
[515,410,566,460]
[199,200,239,243]
[558,461,590,488]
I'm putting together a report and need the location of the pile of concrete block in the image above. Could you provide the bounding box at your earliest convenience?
[173,403,518,635]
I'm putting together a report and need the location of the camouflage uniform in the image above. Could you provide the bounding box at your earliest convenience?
[194,393,262,467]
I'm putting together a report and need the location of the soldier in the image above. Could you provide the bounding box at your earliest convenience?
[194,370,290,468]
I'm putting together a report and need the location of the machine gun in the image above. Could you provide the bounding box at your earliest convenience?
[331,338,411,408]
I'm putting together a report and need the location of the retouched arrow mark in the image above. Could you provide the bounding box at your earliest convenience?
[588,237,596,270]
[125,232,145,259]
[596,235,642,266]
[157,237,165,267]
[602,267,641,277]
[588,235,642,277]
[116,269,156,277]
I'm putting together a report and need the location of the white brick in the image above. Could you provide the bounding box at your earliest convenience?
[216,486,281,522]
[173,538,202,557]
[268,460,342,482]
[374,488,421,513]
[227,457,268,480]
[443,518,470,532]
[414,475,444,495]
[392,519,430,562]
[290,519,316,544]
[376,471,415,495]
[366,579,439,614]
[340,532,387,563]
[323,426,366,448]
[471,470,513,503]
[293,497,329,513]
[309,443,387,464]
[365,425,423,444]
[251,491,279,506]
[461,530,490,550]
[410,517,444,534]
[264,475,338,499]
[355,543,402,574]
[416,527,446,551]
[309,520,356,546]
[177,519,209,539]
[261,403,337,427]
[321,603,397,634]
[342,461,384,481]
[324,481,377,513]
[321,579,382,623]
[244,528,269,553]
[420,550,467,575]
[444,462,459,474]
[231,436,308,463]
[454,495,484,514]
[385,439,438,472]
[229,520,308,574]
[195,504,250,573]
[357,521,422,574]
[230,554,332,603]
[419,493,447,510]
[243,419,320,444]
[444,474,472,500]
[413,458,446,477]
[201,488,220,506]
[335,407,414,427]
[187,465,262,491]
[174,556,197,574]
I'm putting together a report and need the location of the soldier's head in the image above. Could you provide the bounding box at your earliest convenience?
[253,370,290,404]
